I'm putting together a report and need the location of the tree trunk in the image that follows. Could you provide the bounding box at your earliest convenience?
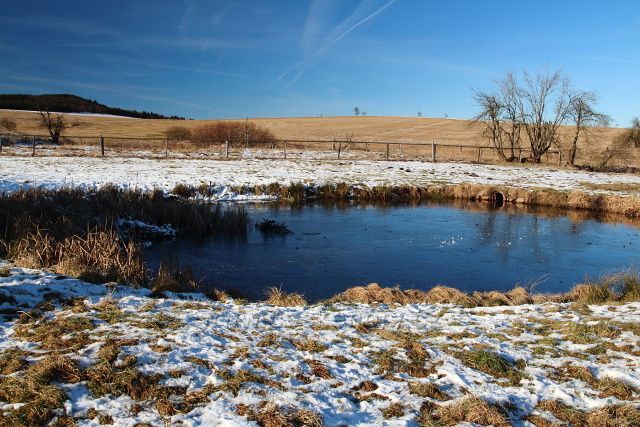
[569,129,580,166]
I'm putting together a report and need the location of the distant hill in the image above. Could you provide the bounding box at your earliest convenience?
[0,94,186,120]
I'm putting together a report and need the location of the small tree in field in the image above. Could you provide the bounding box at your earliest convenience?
[353,107,360,116]
[519,70,573,163]
[566,90,610,166]
[38,110,77,144]
[472,90,506,160]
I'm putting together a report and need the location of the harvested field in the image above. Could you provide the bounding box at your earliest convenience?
[1,111,636,167]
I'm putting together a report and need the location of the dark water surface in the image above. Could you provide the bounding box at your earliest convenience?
[145,201,640,301]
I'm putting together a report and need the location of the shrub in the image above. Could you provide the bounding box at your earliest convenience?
[0,117,17,132]
[191,121,277,147]
[164,126,192,140]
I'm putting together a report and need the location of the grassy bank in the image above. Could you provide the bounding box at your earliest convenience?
[176,181,640,218]
[0,187,247,286]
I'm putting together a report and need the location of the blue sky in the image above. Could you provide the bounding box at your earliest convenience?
[1,1,639,123]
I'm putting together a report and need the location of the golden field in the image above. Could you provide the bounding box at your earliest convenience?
[0,110,633,166]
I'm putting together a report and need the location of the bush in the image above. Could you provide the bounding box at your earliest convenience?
[0,117,17,132]
[191,121,277,147]
[164,126,192,141]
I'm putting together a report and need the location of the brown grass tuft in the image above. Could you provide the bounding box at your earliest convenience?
[409,381,449,401]
[150,257,199,294]
[241,401,323,427]
[265,286,307,307]
[418,396,510,427]
[382,402,405,419]
[14,314,94,350]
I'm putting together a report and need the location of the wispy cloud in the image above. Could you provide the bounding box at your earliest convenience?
[275,0,397,87]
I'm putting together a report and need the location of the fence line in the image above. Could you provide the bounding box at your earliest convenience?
[0,132,561,164]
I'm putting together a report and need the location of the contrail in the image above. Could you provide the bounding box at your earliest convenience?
[317,0,397,56]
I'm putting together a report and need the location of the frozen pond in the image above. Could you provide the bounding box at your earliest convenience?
[146,201,640,301]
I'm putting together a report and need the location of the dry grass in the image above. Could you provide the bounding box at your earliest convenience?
[150,257,199,295]
[552,364,639,400]
[13,314,94,350]
[0,349,29,374]
[0,354,83,426]
[382,402,405,419]
[9,228,146,285]
[455,349,524,386]
[418,396,510,427]
[238,401,323,427]
[330,283,534,307]
[580,182,640,193]
[408,382,449,401]
[265,287,307,307]
[327,270,640,308]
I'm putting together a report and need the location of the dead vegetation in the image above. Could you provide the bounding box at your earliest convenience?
[328,271,640,307]
[237,401,323,427]
[0,187,247,287]
[418,396,510,427]
[265,286,307,307]
[150,257,199,295]
[551,364,639,400]
[535,400,640,426]
[455,349,524,386]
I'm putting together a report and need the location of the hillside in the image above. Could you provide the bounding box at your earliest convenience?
[0,94,185,120]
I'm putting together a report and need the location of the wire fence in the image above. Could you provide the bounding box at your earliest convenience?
[0,132,562,164]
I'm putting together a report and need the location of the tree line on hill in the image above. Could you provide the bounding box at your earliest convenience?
[0,94,186,120]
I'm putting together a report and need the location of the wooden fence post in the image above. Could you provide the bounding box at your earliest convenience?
[0,137,3,153]
[165,138,169,158]
[100,135,105,157]
[225,140,229,158]
[477,147,481,163]
[432,139,436,162]
[32,135,36,156]
[284,141,287,159]
[337,142,342,160]
[386,143,390,160]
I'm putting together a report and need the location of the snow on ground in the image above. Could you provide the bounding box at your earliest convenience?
[1,155,640,198]
[0,109,135,119]
[1,267,639,426]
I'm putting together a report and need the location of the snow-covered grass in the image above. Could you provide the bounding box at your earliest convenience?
[2,156,640,197]
[1,266,639,426]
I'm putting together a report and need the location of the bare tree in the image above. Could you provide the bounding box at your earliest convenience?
[566,90,610,166]
[518,70,572,162]
[624,117,640,148]
[417,111,422,117]
[599,134,631,169]
[353,107,360,116]
[38,109,78,144]
[498,73,523,161]
[472,90,507,160]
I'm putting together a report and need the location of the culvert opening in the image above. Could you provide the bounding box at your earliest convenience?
[490,191,504,208]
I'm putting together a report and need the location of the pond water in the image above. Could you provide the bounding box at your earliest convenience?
[145,201,640,301]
